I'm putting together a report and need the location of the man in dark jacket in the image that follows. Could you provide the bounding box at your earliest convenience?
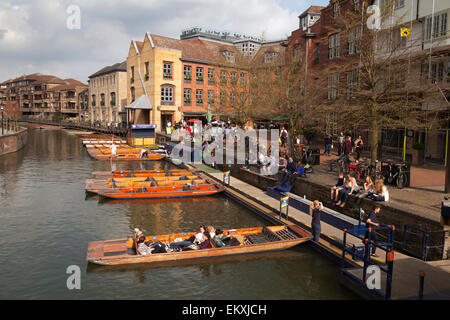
[286,156,297,173]
[365,205,381,257]
[342,136,353,164]
[324,134,333,155]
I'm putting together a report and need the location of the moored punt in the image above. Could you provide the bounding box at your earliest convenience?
[98,183,224,200]
[85,179,208,194]
[92,169,189,178]
[86,225,312,266]
[86,147,165,161]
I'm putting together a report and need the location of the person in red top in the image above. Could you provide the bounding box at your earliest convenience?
[342,136,353,164]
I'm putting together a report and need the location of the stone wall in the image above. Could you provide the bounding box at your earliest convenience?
[0,128,28,156]
[217,163,448,260]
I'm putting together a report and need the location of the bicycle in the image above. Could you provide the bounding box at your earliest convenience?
[301,147,314,173]
[329,154,351,174]
[380,160,409,189]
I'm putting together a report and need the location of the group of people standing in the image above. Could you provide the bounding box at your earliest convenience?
[325,131,364,162]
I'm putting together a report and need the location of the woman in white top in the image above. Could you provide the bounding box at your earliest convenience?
[370,179,389,202]
[336,174,360,207]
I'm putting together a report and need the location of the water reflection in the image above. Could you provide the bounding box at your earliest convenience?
[0,128,359,300]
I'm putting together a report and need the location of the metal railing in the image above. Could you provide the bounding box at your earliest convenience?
[1,118,23,135]
[401,225,449,261]
[20,117,128,137]
[342,225,395,300]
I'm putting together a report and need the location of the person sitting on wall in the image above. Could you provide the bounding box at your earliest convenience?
[262,152,277,175]
[279,156,297,184]
[368,179,389,202]
[294,161,306,177]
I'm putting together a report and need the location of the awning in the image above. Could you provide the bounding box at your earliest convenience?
[125,95,152,110]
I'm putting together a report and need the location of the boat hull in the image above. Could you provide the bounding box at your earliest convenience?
[98,188,223,200]
[87,225,311,266]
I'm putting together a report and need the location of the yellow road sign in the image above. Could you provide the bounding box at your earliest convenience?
[400,28,410,37]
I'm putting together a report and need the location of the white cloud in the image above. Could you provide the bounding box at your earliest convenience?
[0,0,309,82]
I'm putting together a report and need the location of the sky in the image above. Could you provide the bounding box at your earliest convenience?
[0,0,330,83]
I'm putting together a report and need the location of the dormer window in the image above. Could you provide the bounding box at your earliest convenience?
[222,50,235,63]
[264,51,279,63]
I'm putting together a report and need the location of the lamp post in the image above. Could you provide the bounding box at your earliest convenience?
[1,104,4,135]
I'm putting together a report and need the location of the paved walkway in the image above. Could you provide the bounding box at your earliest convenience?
[308,150,447,221]
[192,162,450,299]
[0,129,17,136]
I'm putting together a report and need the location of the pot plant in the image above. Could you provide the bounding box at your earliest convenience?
[411,142,425,166]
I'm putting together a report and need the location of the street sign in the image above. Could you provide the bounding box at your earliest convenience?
[223,170,230,185]
[400,28,410,37]
[279,195,289,220]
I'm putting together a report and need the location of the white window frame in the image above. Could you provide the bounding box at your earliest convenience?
[161,86,173,104]
[163,63,172,78]
[328,73,339,100]
[329,33,340,59]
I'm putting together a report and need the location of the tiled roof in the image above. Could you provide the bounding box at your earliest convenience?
[299,5,324,17]
[47,79,88,91]
[149,34,245,66]
[2,73,65,85]
[250,43,286,67]
[135,41,143,53]
[88,61,127,78]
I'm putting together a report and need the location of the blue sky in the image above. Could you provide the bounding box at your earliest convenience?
[0,0,331,82]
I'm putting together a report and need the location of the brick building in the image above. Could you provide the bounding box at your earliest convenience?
[286,0,450,164]
[125,28,286,131]
[0,74,87,122]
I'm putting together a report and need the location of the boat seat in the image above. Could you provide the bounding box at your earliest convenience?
[262,227,282,242]
[245,233,270,244]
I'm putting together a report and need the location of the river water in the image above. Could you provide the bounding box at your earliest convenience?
[0,128,359,299]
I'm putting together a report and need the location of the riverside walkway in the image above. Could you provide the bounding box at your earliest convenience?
[188,162,450,300]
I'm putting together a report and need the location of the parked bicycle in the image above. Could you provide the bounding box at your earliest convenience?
[380,160,409,189]
[301,146,314,173]
[329,154,351,174]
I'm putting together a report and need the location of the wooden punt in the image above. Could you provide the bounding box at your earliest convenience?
[86,225,312,266]
[86,179,207,194]
[98,184,224,200]
[86,148,165,161]
[108,179,206,188]
[105,175,198,183]
[92,169,189,178]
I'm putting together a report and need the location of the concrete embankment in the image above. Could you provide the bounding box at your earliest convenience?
[0,127,28,156]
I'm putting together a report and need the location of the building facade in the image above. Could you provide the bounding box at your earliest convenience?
[125,29,290,131]
[88,61,127,126]
[286,0,450,164]
[0,74,87,121]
